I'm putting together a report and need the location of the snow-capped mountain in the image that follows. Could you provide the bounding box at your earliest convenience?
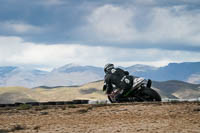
[0,66,17,77]
[52,63,103,75]
[0,67,48,87]
[0,64,104,87]
[43,64,104,87]
[0,66,18,85]
[125,64,158,73]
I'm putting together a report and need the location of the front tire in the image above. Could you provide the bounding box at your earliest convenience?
[108,94,119,103]
[140,88,161,101]
[108,95,114,103]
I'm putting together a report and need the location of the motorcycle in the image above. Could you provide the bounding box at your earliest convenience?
[107,78,161,103]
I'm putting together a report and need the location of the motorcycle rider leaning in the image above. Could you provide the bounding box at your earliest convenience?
[103,63,136,102]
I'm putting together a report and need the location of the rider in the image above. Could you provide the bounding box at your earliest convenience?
[103,63,135,102]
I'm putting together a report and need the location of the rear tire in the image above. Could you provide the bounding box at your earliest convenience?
[141,88,161,101]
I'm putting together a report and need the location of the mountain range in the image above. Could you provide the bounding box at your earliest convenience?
[0,62,200,88]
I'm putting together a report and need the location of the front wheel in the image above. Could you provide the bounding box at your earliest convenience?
[108,95,115,103]
[140,88,161,101]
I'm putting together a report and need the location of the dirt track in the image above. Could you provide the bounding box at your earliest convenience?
[0,102,200,133]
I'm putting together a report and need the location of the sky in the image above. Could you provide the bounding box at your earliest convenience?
[0,0,200,70]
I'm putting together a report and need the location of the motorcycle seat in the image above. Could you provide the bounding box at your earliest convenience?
[132,77,145,89]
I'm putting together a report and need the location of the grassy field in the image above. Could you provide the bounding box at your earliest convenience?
[0,81,107,104]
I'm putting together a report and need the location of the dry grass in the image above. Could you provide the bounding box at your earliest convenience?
[0,81,107,103]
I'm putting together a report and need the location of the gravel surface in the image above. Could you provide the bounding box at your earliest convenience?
[0,102,200,133]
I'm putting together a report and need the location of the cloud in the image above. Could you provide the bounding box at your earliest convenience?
[85,5,136,42]
[0,21,42,34]
[0,1,200,69]
[1,0,200,52]
[82,4,200,48]
[131,0,200,7]
[32,0,65,6]
[1,36,200,69]
[45,0,63,5]
[144,6,200,45]
[0,36,108,67]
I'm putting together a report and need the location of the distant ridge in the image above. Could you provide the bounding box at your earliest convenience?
[0,62,200,87]
[127,62,200,84]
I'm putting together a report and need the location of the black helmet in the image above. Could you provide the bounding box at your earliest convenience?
[104,63,114,73]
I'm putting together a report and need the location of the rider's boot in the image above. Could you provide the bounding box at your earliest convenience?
[146,79,152,88]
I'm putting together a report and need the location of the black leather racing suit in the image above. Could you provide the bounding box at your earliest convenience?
[103,68,133,102]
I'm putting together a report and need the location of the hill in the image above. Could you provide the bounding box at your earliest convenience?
[0,81,106,104]
[0,80,200,104]
[152,80,200,99]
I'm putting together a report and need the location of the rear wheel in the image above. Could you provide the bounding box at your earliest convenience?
[140,88,161,101]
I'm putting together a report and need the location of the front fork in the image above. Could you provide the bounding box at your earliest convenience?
[108,89,124,102]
